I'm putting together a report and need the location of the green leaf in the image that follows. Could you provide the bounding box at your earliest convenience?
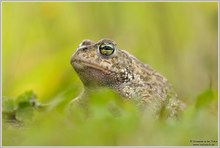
[15,105,34,122]
[2,91,40,123]
[16,91,37,107]
[2,98,16,113]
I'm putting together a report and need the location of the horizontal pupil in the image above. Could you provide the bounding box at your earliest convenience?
[102,46,112,50]
[102,49,112,52]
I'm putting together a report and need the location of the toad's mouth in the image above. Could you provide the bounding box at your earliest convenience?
[72,59,111,75]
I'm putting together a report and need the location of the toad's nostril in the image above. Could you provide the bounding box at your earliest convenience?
[76,46,88,52]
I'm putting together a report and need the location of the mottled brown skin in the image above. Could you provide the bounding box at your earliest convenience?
[70,39,185,119]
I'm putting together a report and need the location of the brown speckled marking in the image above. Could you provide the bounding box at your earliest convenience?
[70,39,185,119]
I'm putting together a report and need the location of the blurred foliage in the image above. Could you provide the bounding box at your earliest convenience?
[2,91,42,124]
[2,2,218,146]
[2,88,218,146]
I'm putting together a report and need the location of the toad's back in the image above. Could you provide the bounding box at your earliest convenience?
[70,39,185,119]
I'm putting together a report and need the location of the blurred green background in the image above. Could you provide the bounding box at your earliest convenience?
[2,2,218,146]
[2,2,218,102]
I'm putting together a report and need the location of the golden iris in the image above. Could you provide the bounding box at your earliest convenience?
[99,43,115,56]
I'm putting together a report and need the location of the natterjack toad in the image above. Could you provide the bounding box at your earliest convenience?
[70,39,185,119]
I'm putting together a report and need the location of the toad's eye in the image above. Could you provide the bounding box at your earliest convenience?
[99,43,115,56]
